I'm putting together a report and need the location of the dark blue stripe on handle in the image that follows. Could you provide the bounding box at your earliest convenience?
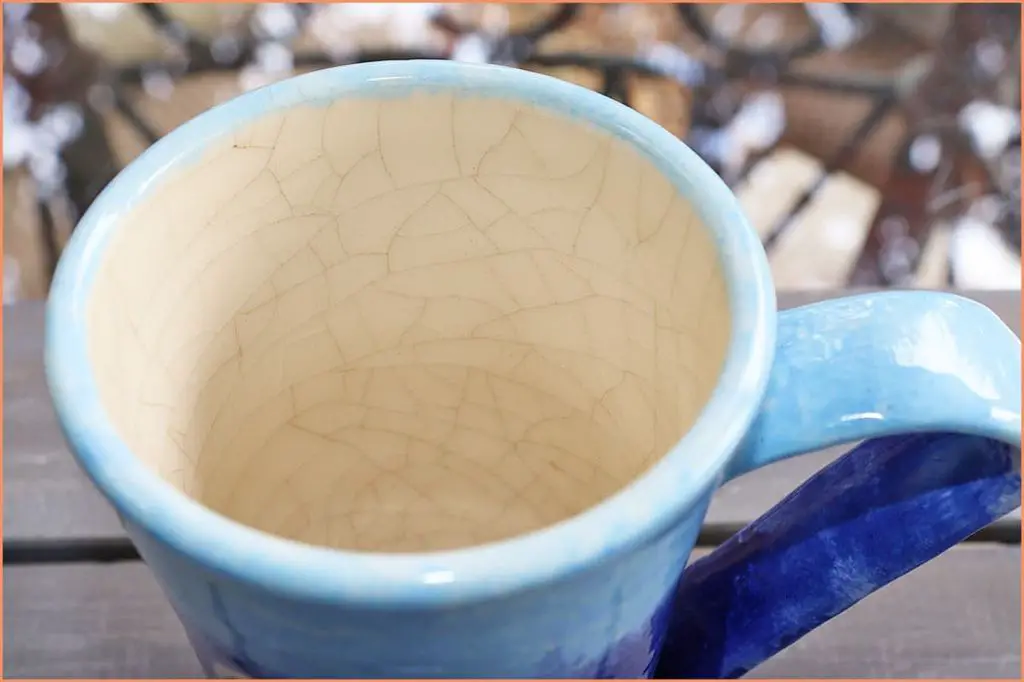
[657,432,1019,678]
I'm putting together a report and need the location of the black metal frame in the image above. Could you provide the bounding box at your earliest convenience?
[27,3,1023,288]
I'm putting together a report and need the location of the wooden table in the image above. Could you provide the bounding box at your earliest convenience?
[5,291,1021,679]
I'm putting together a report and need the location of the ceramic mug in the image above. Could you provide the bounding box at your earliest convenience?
[47,61,1021,679]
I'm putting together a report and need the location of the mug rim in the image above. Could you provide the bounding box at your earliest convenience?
[46,60,776,607]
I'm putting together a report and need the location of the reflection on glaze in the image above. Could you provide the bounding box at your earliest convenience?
[726,292,1022,478]
[87,92,730,552]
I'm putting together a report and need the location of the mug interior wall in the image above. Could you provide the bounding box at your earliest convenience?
[86,91,731,553]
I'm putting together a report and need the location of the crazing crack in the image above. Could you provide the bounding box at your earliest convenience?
[86,92,731,553]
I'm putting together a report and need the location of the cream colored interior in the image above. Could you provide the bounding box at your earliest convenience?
[87,92,730,553]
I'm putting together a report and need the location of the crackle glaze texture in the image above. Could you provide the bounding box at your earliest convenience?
[87,92,730,552]
[49,62,1021,681]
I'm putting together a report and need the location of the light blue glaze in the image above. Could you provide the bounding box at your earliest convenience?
[728,293,1020,479]
[45,61,1021,678]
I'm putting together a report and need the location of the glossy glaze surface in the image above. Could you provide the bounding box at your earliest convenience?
[729,293,1021,478]
[46,61,1020,679]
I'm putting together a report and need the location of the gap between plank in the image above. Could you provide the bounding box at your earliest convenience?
[5,524,1018,566]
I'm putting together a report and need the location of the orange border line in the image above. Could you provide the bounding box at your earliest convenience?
[0,3,1020,682]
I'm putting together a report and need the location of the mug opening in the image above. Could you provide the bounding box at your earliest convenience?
[47,61,774,605]
[87,90,731,554]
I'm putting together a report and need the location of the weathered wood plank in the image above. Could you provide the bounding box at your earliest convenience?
[4,291,1020,542]
[3,546,1019,678]
[3,303,124,541]
[3,561,202,679]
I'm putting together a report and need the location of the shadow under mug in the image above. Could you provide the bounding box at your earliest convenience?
[46,61,1021,678]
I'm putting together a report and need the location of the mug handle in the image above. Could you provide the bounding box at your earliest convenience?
[655,291,1021,679]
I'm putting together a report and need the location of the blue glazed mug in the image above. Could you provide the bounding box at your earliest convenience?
[47,61,1020,678]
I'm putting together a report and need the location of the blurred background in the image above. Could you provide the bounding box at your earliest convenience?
[4,2,1021,304]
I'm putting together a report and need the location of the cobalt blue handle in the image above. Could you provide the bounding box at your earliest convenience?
[656,291,1022,679]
